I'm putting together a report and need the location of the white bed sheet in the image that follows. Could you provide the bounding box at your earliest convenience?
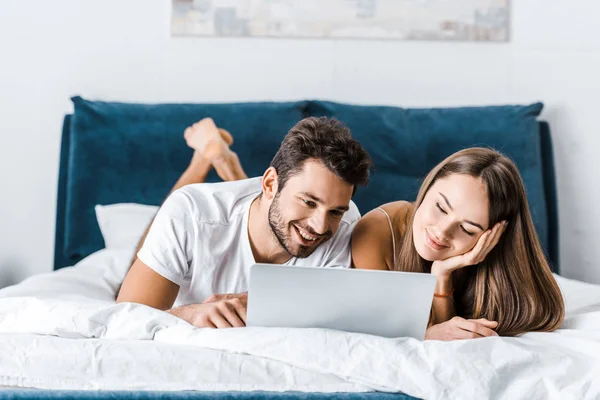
[0,248,599,399]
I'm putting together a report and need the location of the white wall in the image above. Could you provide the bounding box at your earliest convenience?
[0,0,599,286]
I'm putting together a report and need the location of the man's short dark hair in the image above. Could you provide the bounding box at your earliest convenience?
[270,117,373,195]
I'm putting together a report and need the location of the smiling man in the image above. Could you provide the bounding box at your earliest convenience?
[117,117,373,328]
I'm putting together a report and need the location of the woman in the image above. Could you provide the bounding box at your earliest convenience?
[351,147,565,339]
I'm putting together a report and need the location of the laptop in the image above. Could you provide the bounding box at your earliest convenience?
[246,264,436,339]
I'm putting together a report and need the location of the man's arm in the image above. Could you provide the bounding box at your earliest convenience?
[117,260,247,328]
[117,185,194,309]
[117,258,180,310]
[117,189,247,328]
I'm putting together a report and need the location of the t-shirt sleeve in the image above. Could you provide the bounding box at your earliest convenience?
[137,189,197,286]
[319,206,361,269]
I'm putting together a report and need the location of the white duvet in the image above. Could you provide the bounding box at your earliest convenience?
[1,248,599,399]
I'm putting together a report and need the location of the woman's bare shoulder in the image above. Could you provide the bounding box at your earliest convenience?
[377,200,413,214]
[351,201,414,271]
[378,201,414,232]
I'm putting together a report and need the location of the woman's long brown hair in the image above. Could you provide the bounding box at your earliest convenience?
[395,148,564,336]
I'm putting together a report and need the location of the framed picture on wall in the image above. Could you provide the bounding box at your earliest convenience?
[171,0,509,42]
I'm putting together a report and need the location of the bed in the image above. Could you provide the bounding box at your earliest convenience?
[1,97,598,400]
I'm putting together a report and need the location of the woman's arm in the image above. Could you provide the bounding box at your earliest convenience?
[429,272,456,326]
[429,221,507,325]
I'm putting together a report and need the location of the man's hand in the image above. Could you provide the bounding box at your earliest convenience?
[168,292,248,328]
[203,292,248,307]
[425,316,499,340]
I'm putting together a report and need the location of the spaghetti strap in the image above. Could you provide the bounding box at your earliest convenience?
[376,207,397,267]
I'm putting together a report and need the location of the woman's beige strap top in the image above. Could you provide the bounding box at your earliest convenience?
[376,207,396,267]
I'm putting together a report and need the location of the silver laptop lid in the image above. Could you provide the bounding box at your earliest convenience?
[247,264,436,339]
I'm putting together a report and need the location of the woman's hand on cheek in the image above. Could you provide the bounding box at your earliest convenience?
[431,220,507,278]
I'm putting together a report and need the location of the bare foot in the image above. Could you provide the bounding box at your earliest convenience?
[203,138,232,163]
[184,118,234,163]
[218,128,233,146]
[189,149,207,170]
[212,150,248,182]
[184,118,247,181]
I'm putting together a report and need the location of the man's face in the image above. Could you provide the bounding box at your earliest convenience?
[268,160,354,258]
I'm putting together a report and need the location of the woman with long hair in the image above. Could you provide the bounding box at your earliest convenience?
[351,147,565,340]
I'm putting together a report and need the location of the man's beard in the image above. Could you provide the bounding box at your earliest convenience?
[268,192,332,258]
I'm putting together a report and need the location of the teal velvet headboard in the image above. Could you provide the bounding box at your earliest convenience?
[54,97,559,273]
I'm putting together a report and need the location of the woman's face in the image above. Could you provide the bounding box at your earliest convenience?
[412,174,490,261]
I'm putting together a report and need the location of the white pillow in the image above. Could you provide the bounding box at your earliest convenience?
[94,203,159,250]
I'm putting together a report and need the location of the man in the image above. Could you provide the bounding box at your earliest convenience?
[117,116,373,329]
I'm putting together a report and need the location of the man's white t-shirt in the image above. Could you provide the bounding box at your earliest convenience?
[137,177,361,306]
